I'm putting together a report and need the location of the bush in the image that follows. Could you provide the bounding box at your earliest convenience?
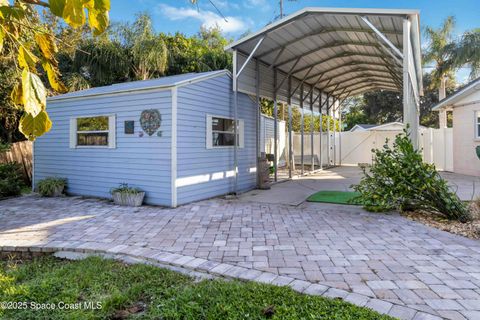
[353,130,471,222]
[0,162,23,198]
[37,177,67,197]
[110,183,142,195]
[0,141,10,153]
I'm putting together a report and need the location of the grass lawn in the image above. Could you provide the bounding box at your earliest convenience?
[307,191,363,205]
[0,256,395,320]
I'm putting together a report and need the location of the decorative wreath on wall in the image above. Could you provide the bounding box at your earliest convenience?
[140,109,161,136]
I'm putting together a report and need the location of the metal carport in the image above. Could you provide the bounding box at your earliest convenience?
[224,7,423,193]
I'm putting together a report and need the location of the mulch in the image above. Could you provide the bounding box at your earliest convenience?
[402,203,480,240]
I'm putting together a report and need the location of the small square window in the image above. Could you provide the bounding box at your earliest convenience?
[70,115,116,148]
[206,115,244,149]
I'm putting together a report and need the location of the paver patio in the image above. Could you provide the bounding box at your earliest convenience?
[1,193,479,319]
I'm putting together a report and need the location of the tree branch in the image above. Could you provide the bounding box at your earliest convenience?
[18,0,50,8]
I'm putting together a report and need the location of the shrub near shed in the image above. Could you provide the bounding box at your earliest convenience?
[353,129,471,222]
[0,162,22,198]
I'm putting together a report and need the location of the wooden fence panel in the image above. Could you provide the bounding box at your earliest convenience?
[0,141,33,183]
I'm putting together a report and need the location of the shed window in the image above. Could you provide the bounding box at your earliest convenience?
[70,115,116,148]
[206,115,244,149]
[476,111,480,139]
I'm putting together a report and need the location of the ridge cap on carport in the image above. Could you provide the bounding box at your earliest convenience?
[225,7,420,52]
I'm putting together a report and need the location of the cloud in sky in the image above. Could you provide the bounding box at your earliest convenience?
[243,0,271,12]
[157,4,250,34]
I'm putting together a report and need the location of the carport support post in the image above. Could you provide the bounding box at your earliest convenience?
[333,100,336,166]
[288,77,293,178]
[319,93,323,170]
[231,37,265,194]
[233,50,238,194]
[310,89,314,171]
[403,18,419,149]
[339,103,342,166]
[300,83,304,175]
[273,69,278,182]
[255,59,261,187]
[326,95,331,167]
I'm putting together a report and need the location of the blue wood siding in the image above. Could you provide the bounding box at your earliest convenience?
[176,74,257,204]
[34,89,173,206]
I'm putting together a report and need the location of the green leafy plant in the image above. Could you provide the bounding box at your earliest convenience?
[110,183,142,195]
[0,0,111,141]
[0,162,22,198]
[37,177,67,197]
[353,129,471,222]
[0,140,10,153]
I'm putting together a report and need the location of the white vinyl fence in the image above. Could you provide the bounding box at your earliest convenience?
[292,128,453,171]
[260,115,286,167]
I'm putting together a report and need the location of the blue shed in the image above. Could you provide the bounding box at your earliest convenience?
[33,70,257,207]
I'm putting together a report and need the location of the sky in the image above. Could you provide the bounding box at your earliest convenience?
[110,0,479,82]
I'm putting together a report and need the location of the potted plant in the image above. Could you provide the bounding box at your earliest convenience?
[37,177,67,197]
[110,183,145,207]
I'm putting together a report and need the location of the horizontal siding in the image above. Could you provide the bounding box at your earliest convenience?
[34,89,172,206]
[176,74,257,205]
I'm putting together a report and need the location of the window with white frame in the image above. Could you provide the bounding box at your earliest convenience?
[70,115,116,148]
[206,115,244,149]
[476,111,480,139]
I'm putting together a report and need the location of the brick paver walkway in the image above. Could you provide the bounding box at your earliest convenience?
[1,195,479,320]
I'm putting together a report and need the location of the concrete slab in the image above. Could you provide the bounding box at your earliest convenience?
[239,166,480,205]
[439,171,480,201]
[239,166,363,205]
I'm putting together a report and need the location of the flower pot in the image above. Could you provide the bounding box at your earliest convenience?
[51,186,64,197]
[112,192,145,207]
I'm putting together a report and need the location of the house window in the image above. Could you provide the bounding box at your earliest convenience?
[70,115,116,148]
[206,115,244,149]
[476,111,480,139]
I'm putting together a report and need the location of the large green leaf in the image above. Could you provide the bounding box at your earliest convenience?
[0,5,25,20]
[18,46,38,70]
[21,69,46,117]
[0,27,4,52]
[42,61,67,92]
[49,0,66,17]
[35,33,57,60]
[19,110,52,141]
[87,8,109,35]
[63,0,86,28]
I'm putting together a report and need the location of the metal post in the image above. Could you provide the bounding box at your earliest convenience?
[273,69,278,182]
[310,88,314,171]
[233,50,238,194]
[288,77,293,178]
[403,18,419,149]
[339,103,342,166]
[319,92,323,170]
[333,100,336,166]
[326,95,331,167]
[300,83,304,175]
[255,59,261,187]
[231,37,265,193]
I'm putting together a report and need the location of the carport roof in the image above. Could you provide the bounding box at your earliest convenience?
[225,7,423,100]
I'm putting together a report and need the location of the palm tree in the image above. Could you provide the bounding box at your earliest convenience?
[453,28,480,79]
[117,13,168,80]
[423,16,457,100]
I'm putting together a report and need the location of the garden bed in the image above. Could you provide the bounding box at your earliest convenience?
[0,256,393,319]
[403,204,480,239]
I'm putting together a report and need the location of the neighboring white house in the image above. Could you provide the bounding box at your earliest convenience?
[349,122,405,132]
[432,77,480,177]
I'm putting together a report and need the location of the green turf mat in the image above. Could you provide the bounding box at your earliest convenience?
[306,191,362,205]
